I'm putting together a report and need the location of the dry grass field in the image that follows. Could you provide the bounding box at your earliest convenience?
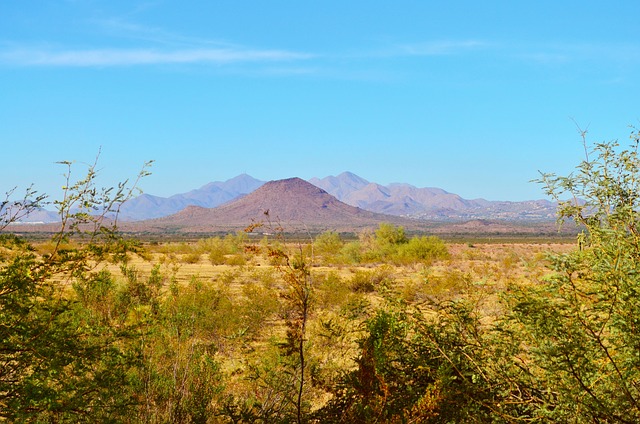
[7,131,638,422]
[67,238,573,374]
[15,230,577,421]
[86,239,573,297]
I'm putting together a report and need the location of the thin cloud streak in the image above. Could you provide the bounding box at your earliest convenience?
[0,47,313,67]
[96,17,235,48]
[509,41,640,65]
[396,40,487,56]
[349,39,489,60]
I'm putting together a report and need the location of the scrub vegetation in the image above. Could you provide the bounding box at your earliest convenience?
[3,129,640,422]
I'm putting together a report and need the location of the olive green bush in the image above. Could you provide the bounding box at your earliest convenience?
[0,159,151,422]
[317,128,640,422]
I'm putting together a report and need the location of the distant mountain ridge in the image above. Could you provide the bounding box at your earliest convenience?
[309,172,556,221]
[14,172,557,223]
[136,177,411,232]
[116,173,264,220]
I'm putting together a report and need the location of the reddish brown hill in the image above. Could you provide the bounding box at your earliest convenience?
[134,177,416,233]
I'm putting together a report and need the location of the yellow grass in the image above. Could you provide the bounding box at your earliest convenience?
[23,237,576,413]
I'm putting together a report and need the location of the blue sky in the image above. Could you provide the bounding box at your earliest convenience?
[2,1,639,202]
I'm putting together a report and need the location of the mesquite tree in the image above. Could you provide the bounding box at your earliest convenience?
[0,157,151,421]
[506,128,640,421]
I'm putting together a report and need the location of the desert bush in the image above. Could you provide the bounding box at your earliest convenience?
[349,266,394,293]
[423,268,472,299]
[339,295,372,320]
[116,264,164,314]
[462,246,491,261]
[240,281,281,340]
[338,240,363,264]
[0,158,151,422]
[316,271,350,310]
[217,343,307,422]
[308,312,360,395]
[399,279,423,303]
[182,251,202,264]
[132,274,227,423]
[349,270,376,293]
[164,242,194,255]
[315,299,509,422]
[394,235,450,265]
[216,269,239,287]
[208,249,226,265]
[225,252,247,266]
[72,269,118,323]
[354,223,449,265]
[324,128,640,422]
[199,237,226,265]
[166,277,243,348]
[375,222,408,245]
[247,266,279,288]
[501,130,640,421]
[359,223,407,262]
[224,231,248,253]
[314,231,344,264]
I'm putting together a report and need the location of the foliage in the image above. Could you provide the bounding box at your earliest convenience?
[216,217,316,424]
[423,268,473,300]
[316,298,520,423]
[317,128,640,422]
[348,266,394,294]
[0,158,151,421]
[7,129,640,422]
[268,244,313,424]
[0,185,46,228]
[134,274,226,423]
[314,231,344,264]
[375,222,408,246]
[395,235,450,265]
[317,224,449,266]
[503,129,640,421]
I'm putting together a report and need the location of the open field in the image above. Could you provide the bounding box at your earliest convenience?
[87,239,574,294]
[12,217,614,422]
[16,231,574,420]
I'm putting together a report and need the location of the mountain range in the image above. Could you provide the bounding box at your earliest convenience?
[116,173,265,220]
[310,172,556,221]
[133,177,414,233]
[15,172,558,223]
[119,171,555,222]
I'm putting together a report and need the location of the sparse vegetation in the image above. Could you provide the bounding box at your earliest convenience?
[5,128,640,422]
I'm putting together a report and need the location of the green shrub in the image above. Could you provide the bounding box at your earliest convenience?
[0,158,152,422]
[208,249,226,265]
[316,300,502,422]
[225,253,247,266]
[241,282,280,339]
[314,231,344,264]
[423,268,471,298]
[503,131,640,421]
[183,252,201,264]
[316,271,350,309]
[201,237,227,265]
[338,241,362,264]
[395,235,450,264]
[224,231,248,253]
[375,222,408,246]
[349,266,394,293]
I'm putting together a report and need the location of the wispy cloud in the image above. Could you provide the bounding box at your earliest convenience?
[513,42,640,66]
[0,14,313,69]
[395,40,487,56]
[0,46,313,67]
[518,51,571,65]
[349,39,489,61]
[95,17,232,48]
